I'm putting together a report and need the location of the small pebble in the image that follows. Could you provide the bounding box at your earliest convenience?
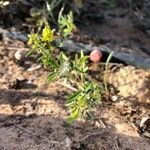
[111,95,118,102]
[140,116,150,128]
[14,50,24,61]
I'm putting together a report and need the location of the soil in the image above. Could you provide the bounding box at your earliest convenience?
[0,38,150,150]
[75,5,150,58]
[0,1,150,150]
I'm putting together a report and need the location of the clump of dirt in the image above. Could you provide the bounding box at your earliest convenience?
[109,66,150,103]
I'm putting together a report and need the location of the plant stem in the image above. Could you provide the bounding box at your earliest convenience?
[58,80,77,91]
[104,52,114,93]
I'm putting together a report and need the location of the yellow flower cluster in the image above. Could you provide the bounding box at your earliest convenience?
[42,26,53,42]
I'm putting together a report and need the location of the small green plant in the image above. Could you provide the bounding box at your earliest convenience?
[28,0,77,32]
[27,24,113,123]
[58,11,75,37]
[29,0,66,31]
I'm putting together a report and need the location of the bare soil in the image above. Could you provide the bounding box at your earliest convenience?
[0,38,150,150]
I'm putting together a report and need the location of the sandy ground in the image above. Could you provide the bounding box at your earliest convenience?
[0,39,149,149]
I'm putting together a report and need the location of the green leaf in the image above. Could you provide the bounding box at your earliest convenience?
[60,52,68,61]
[80,50,84,58]
[26,48,37,57]
[28,34,38,45]
[47,72,58,82]
[58,11,75,37]
[104,51,114,93]
[67,91,81,103]
[67,108,80,124]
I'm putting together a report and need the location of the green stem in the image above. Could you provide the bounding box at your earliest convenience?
[104,52,114,93]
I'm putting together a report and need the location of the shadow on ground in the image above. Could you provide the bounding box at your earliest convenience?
[0,88,149,150]
[0,113,149,150]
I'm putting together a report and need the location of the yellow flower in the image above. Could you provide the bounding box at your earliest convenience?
[42,26,53,42]
[28,34,38,45]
